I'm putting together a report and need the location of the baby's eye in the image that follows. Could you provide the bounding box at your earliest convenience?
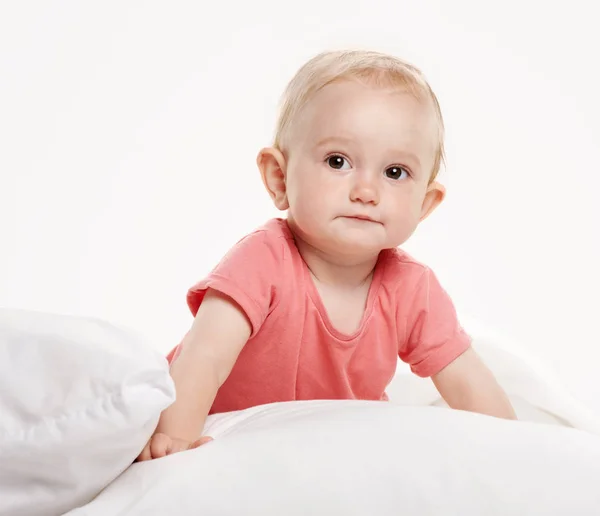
[327,155,351,170]
[385,166,409,180]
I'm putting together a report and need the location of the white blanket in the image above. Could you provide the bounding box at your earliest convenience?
[67,401,600,516]
[386,320,600,434]
[66,325,600,516]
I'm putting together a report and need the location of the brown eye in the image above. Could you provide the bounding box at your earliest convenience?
[385,166,408,180]
[327,155,350,170]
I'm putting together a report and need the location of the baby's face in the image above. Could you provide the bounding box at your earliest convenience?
[283,78,440,258]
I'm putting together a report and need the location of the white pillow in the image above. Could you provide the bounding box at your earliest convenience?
[68,400,600,516]
[0,308,175,516]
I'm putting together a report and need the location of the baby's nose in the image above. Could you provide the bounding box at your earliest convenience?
[349,173,379,205]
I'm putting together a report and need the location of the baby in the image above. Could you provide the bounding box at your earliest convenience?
[137,50,516,461]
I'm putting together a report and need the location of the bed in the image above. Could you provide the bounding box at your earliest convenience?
[1,308,599,516]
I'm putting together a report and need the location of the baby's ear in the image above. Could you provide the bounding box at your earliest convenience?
[419,181,446,221]
[257,147,289,210]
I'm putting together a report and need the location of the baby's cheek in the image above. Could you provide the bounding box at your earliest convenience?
[303,198,328,226]
[301,184,328,211]
[289,192,323,227]
[388,205,421,241]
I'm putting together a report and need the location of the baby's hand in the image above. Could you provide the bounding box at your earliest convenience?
[135,433,213,462]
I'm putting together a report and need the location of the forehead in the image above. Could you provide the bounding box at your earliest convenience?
[291,79,438,165]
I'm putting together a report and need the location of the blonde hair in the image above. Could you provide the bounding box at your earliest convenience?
[273,50,445,181]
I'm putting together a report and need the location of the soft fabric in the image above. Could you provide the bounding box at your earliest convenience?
[0,308,176,516]
[387,318,600,435]
[67,400,600,516]
[168,218,471,414]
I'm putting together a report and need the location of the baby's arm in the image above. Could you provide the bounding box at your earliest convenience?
[432,347,517,420]
[136,288,251,461]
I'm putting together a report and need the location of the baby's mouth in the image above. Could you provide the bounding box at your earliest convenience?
[340,215,382,224]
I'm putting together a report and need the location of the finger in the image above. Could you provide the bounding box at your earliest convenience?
[190,436,213,449]
[167,441,189,455]
[135,443,152,462]
[150,434,171,459]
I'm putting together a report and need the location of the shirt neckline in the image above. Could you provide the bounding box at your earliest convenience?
[276,219,388,342]
[301,252,387,342]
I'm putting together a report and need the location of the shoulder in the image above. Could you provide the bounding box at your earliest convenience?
[221,218,294,266]
[186,219,294,329]
[379,248,430,291]
[378,248,454,313]
[380,248,459,321]
[247,218,294,242]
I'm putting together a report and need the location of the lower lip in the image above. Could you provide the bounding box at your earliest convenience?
[342,216,380,224]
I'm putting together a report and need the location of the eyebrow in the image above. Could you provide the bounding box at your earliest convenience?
[315,136,423,173]
[315,136,356,149]
[396,152,422,174]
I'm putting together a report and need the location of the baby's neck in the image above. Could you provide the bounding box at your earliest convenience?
[293,234,379,290]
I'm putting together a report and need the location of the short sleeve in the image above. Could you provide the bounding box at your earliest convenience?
[398,267,471,377]
[186,229,283,338]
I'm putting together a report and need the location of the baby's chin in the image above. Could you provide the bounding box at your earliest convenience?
[318,228,390,261]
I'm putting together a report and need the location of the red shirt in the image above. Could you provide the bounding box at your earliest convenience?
[168,219,471,414]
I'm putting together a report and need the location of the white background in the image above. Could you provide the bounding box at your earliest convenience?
[1,1,598,412]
